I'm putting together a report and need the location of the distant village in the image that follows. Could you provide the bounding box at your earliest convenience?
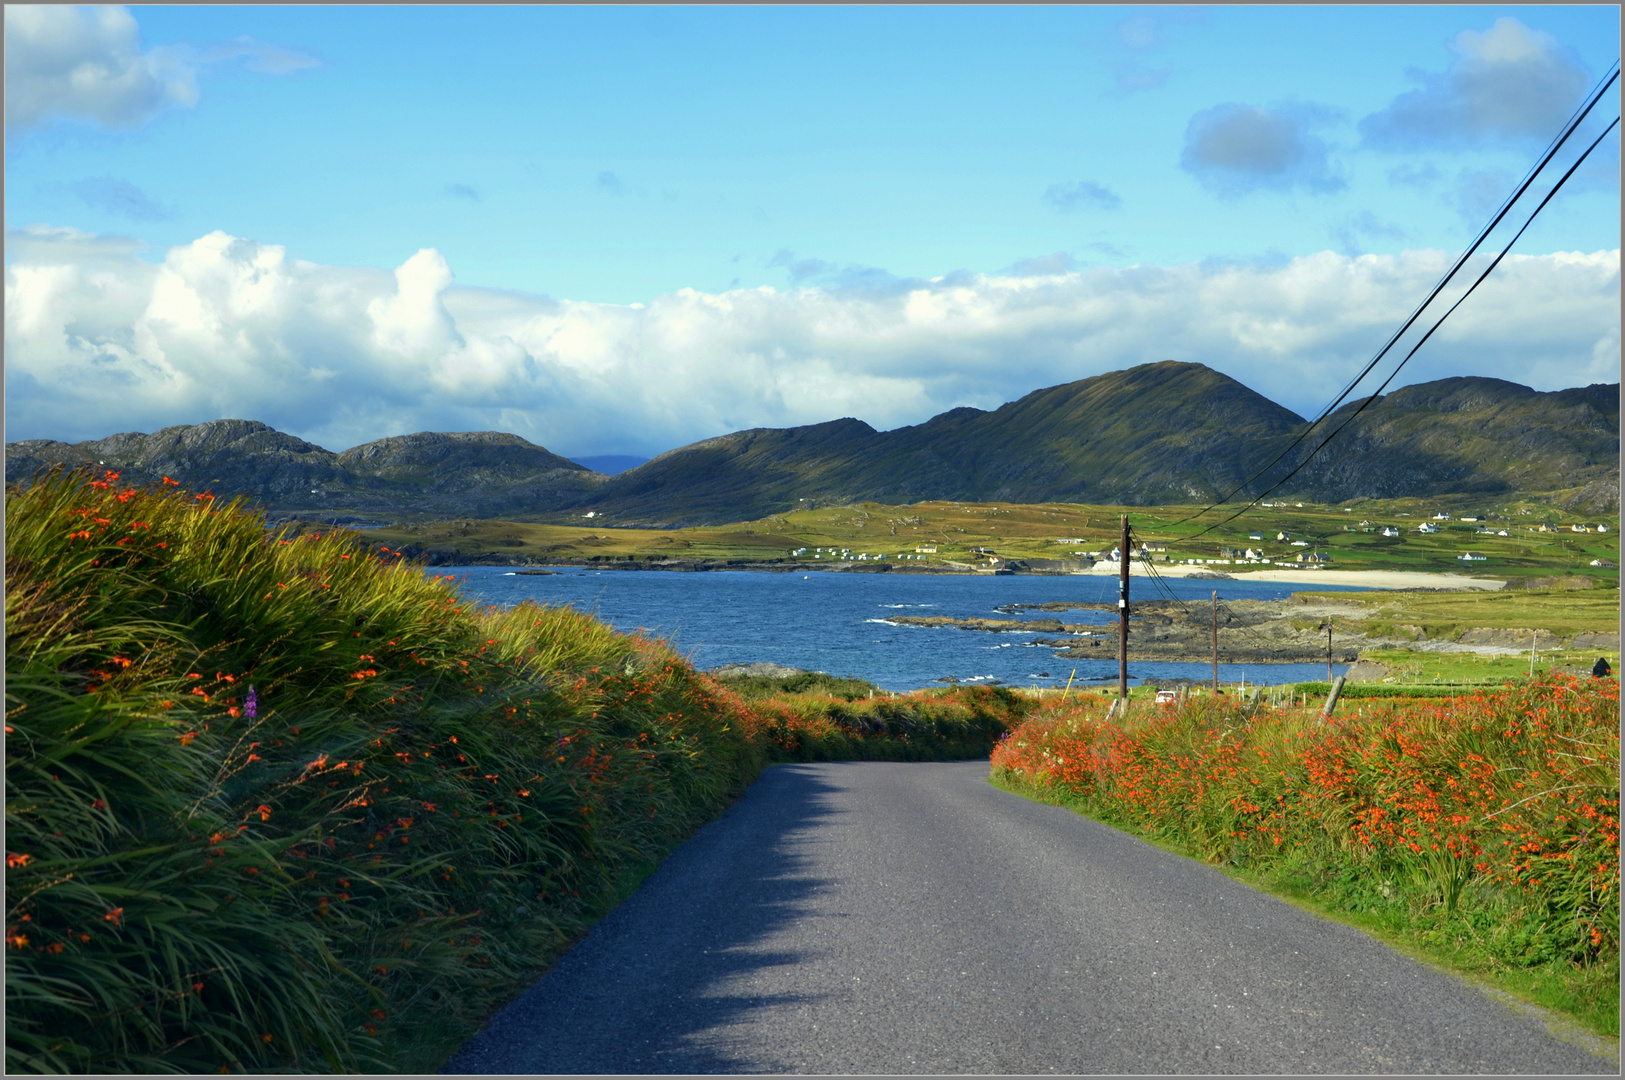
[783,512,1615,571]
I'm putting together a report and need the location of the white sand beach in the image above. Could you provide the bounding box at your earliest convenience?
[1076,561,1506,591]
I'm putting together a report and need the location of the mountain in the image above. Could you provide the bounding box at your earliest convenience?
[580,363,1312,523]
[5,420,607,520]
[1285,378,1619,509]
[6,363,1618,525]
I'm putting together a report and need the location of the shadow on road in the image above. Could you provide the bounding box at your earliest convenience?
[446,762,845,1074]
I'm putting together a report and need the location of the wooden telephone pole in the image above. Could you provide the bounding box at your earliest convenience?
[1118,514,1129,701]
[1211,590,1219,692]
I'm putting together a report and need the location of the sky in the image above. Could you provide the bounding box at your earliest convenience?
[4,4,1620,459]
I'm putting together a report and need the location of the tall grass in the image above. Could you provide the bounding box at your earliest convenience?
[6,469,1023,1072]
[990,682,1620,1033]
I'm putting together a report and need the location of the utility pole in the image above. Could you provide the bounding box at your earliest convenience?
[1211,590,1219,693]
[1326,616,1334,682]
[1118,514,1130,702]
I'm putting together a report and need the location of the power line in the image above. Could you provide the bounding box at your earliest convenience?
[1167,61,1621,533]
[1181,111,1621,540]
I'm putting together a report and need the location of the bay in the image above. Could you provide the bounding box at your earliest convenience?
[447,566,1366,693]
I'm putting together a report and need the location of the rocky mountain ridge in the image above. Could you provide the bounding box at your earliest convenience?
[7,363,1617,524]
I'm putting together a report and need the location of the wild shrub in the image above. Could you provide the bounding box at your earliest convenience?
[5,468,1022,1072]
[991,680,1620,1022]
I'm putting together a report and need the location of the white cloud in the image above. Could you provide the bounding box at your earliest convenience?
[1360,18,1592,149]
[5,228,1618,458]
[4,5,319,135]
[4,5,197,132]
[1180,103,1345,197]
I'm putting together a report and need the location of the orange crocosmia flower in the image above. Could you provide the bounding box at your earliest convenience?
[257,805,272,821]
[8,934,28,949]
[6,853,32,868]
[104,907,124,926]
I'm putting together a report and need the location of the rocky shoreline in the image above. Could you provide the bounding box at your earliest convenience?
[884,597,1621,664]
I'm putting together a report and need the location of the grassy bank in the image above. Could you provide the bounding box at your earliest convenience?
[5,469,1025,1073]
[357,497,1621,583]
[989,683,1620,1039]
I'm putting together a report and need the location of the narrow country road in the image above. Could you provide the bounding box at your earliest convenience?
[446,761,1610,1074]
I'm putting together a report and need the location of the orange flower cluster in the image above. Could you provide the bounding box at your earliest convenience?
[991,677,1619,958]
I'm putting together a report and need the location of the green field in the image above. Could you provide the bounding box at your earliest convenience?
[358,496,1621,584]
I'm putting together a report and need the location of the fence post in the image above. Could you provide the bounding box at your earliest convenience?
[1320,674,1346,721]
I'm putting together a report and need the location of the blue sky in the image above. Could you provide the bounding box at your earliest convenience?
[5,5,1620,457]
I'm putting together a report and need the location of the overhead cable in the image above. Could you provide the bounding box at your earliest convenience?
[1167,61,1621,532]
[1180,111,1621,539]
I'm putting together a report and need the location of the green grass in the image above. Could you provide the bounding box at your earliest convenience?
[993,771,1619,1053]
[357,497,1621,585]
[1296,587,1622,639]
[4,468,1028,1073]
[989,682,1621,1042]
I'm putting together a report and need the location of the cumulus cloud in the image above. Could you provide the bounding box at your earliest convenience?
[1359,18,1592,149]
[69,176,174,221]
[4,5,197,132]
[5,228,1618,457]
[1042,180,1122,212]
[4,5,318,135]
[1180,103,1345,197]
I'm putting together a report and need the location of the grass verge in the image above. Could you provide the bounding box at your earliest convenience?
[987,684,1620,1042]
[5,468,1027,1073]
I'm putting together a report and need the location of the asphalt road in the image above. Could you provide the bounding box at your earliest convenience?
[446,761,1610,1074]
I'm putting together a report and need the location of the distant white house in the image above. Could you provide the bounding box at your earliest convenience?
[1276,531,1291,541]
[1460,515,1483,522]
[1591,558,1615,567]
[1244,548,1265,560]
[1458,552,1487,562]
[1379,526,1399,537]
[916,544,938,553]
[1418,522,1440,533]
[1249,532,1264,541]
[1291,539,1310,547]
[1599,524,1611,533]
[1497,530,1509,536]
[1571,524,1592,533]
[1433,512,1451,520]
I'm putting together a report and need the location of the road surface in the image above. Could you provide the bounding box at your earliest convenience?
[446,761,1610,1074]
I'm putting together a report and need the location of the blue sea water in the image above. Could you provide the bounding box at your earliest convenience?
[447,567,1364,693]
